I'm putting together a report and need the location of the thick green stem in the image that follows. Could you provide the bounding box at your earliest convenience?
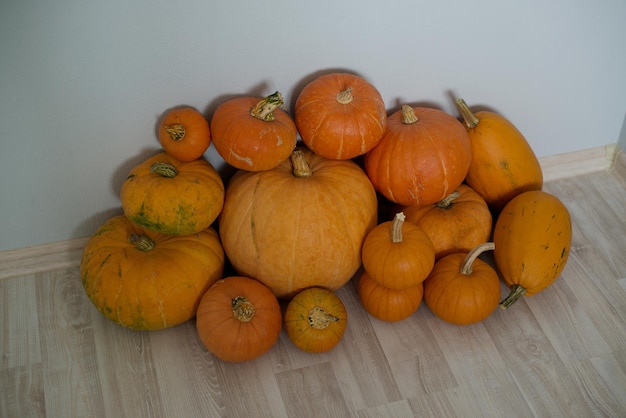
[129,234,155,252]
[150,162,178,178]
[164,123,185,141]
[499,284,527,309]
[250,91,285,121]
[460,242,495,275]
[455,98,480,129]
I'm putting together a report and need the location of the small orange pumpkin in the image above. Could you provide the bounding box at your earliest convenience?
[210,91,297,171]
[80,215,224,330]
[455,98,543,211]
[357,271,423,322]
[364,105,472,206]
[158,107,211,161]
[295,72,387,160]
[423,243,500,325]
[401,184,492,259]
[493,191,572,308]
[196,276,282,362]
[361,212,435,290]
[120,152,224,235]
[284,287,347,353]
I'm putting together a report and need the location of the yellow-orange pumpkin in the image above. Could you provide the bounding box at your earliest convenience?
[295,72,387,160]
[493,190,572,308]
[120,152,224,236]
[284,287,347,353]
[401,185,492,259]
[455,98,543,211]
[364,105,472,206]
[80,215,224,330]
[218,148,378,299]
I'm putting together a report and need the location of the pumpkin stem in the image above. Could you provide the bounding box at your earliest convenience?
[250,91,285,122]
[336,87,354,105]
[232,296,256,322]
[150,161,178,178]
[455,98,480,129]
[435,190,461,209]
[460,242,495,275]
[391,212,406,243]
[499,284,527,309]
[308,306,339,330]
[290,149,313,178]
[164,123,185,141]
[401,105,419,125]
[129,234,155,252]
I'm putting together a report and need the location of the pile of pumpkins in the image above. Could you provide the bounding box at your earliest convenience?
[80,72,572,363]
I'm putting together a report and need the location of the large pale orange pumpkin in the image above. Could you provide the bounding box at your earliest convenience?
[401,184,492,259]
[80,215,224,330]
[196,276,282,362]
[121,152,224,235]
[361,212,435,290]
[493,191,572,308]
[455,98,543,211]
[295,72,387,160]
[218,148,378,299]
[364,105,472,206]
[210,92,297,171]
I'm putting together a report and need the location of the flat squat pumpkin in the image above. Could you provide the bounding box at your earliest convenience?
[121,152,224,235]
[80,215,225,330]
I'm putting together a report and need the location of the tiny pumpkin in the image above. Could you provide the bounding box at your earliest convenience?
[196,276,282,362]
[361,212,435,290]
[158,106,211,161]
[121,152,224,235]
[401,185,492,259]
[284,287,347,353]
[455,98,543,211]
[423,243,500,325]
[210,91,297,171]
[357,270,423,322]
[493,190,572,309]
[364,105,472,206]
[295,72,387,160]
[80,215,224,330]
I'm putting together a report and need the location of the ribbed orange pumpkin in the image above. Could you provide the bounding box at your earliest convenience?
[80,215,224,330]
[364,105,472,206]
[295,72,387,160]
[424,243,500,325]
[357,271,423,322]
[401,185,492,259]
[121,152,224,235]
[361,212,435,290]
[158,106,211,161]
[494,191,572,309]
[284,287,347,353]
[196,276,282,362]
[218,148,378,299]
[455,98,543,211]
[210,92,297,171]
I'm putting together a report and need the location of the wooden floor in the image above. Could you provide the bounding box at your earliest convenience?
[2,153,626,418]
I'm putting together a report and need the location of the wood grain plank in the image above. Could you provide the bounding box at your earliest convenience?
[0,363,45,418]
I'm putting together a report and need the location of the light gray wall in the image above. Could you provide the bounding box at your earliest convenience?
[1,0,625,252]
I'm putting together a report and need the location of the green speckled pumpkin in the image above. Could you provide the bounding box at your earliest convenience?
[121,152,224,235]
[80,215,224,330]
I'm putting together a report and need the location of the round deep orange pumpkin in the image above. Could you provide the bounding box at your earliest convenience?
[210,91,297,171]
[401,184,492,260]
[455,98,543,211]
[364,105,472,206]
[423,242,500,325]
[158,107,211,161]
[196,276,282,362]
[218,148,378,299]
[493,191,572,309]
[294,72,387,160]
[361,212,435,290]
[284,287,347,353]
[120,152,224,235]
[80,215,224,330]
[357,270,423,322]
